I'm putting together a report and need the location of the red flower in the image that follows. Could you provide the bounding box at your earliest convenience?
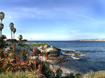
[31,54,33,57]
[45,53,48,58]
[16,55,18,61]
[14,43,16,48]
[38,64,41,70]
[5,55,7,58]
[33,48,36,53]
[4,51,6,54]
[11,49,14,52]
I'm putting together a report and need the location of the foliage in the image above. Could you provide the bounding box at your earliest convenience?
[6,39,18,42]
[18,35,23,41]
[25,43,48,46]
[22,39,27,41]
[0,12,5,21]
[75,73,82,78]
[81,71,105,78]
[56,68,63,78]
[0,71,39,78]
[18,43,48,47]
[0,35,6,40]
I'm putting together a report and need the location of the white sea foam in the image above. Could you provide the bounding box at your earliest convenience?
[71,54,80,60]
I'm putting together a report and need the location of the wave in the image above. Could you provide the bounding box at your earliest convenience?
[71,54,80,60]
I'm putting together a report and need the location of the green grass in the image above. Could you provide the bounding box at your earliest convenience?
[26,43,48,46]
[0,71,39,78]
[18,43,48,47]
[81,71,105,78]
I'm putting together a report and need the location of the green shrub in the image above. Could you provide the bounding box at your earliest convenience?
[0,71,39,78]
[75,73,82,78]
[81,71,105,78]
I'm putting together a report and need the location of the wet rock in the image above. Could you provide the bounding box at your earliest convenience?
[64,50,75,53]
[74,53,81,56]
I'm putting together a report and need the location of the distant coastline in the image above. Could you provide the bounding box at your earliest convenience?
[74,39,105,41]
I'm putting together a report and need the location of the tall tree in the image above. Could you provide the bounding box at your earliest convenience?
[0,12,5,23]
[0,23,4,38]
[0,12,5,39]
[18,35,23,42]
[13,28,16,39]
[9,22,14,39]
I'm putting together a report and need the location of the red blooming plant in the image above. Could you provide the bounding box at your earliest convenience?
[11,49,14,52]
[14,43,16,48]
[20,49,29,61]
[38,64,41,71]
[4,51,6,54]
[16,55,18,61]
[45,53,48,59]
[33,48,36,55]
[5,55,7,58]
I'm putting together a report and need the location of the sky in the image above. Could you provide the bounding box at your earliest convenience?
[0,0,105,41]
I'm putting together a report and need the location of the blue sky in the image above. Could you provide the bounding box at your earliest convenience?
[0,0,105,40]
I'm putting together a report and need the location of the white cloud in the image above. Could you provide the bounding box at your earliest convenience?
[71,30,80,32]
[79,15,94,20]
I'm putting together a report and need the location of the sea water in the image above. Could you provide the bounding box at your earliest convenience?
[27,41,105,74]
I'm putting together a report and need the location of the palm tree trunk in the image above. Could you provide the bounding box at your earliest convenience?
[11,31,12,39]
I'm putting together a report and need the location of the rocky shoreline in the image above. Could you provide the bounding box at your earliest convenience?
[5,42,75,77]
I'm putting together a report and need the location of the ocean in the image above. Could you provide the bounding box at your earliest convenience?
[27,41,105,74]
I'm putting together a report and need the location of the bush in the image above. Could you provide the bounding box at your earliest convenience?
[75,73,82,78]
[81,71,105,78]
[0,71,39,78]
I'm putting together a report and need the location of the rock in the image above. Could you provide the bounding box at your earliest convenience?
[37,46,60,56]
[37,46,44,50]
[53,47,61,55]
[43,45,50,49]
[49,64,60,73]
[64,50,75,53]
[45,47,59,56]
[81,53,85,55]
[74,53,86,56]
[48,54,58,57]
[74,53,81,56]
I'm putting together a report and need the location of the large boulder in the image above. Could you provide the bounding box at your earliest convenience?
[37,46,60,56]
[45,47,60,56]
[53,47,61,55]
[43,45,50,49]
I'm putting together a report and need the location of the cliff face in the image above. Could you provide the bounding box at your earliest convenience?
[79,39,105,41]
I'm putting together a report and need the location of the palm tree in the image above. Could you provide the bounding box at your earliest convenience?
[0,12,5,40]
[9,22,14,39]
[13,28,16,39]
[18,35,23,42]
[0,23,4,38]
[0,12,5,23]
